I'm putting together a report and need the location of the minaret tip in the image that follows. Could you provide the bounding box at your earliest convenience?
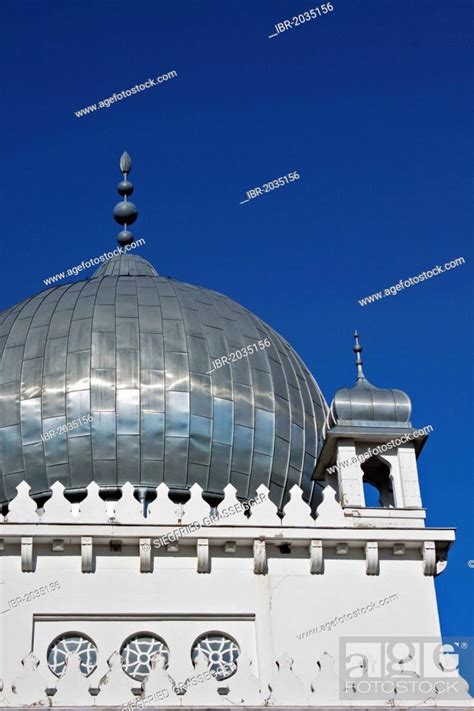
[113,152,138,247]
[353,330,366,381]
[119,151,132,175]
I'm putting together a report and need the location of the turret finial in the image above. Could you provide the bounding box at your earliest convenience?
[113,151,138,246]
[353,330,366,381]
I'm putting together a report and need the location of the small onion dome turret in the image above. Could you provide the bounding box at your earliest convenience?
[313,332,427,481]
[324,332,412,433]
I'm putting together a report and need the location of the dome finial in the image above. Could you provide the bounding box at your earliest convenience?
[323,331,413,434]
[353,330,366,381]
[113,151,138,247]
[119,151,132,175]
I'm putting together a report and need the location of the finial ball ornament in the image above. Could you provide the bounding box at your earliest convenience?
[353,330,362,353]
[113,201,138,225]
[117,230,134,246]
[117,180,134,197]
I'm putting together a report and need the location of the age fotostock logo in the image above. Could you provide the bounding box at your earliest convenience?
[339,636,472,702]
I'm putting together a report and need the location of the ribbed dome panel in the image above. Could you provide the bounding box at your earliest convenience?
[0,255,328,508]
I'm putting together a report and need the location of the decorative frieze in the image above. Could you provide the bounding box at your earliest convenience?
[0,531,453,577]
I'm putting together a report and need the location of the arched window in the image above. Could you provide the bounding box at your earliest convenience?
[361,456,395,507]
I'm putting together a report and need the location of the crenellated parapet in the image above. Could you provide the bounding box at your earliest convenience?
[0,646,470,708]
[0,480,454,577]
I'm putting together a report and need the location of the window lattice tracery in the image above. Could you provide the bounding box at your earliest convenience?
[47,634,97,677]
[191,633,240,679]
[120,634,169,681]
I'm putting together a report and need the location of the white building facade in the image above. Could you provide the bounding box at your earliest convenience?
[0,155,470,709]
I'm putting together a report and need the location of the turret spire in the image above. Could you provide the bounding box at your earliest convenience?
[353,330,366,381]
[320,331,413,447]
[113,151,138,246]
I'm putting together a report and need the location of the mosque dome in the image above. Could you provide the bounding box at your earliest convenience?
[0,156,328,508]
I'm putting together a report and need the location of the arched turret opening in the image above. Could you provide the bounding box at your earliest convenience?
[361,456,395,507]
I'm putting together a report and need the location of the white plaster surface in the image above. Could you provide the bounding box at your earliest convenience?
[0,477,469,708]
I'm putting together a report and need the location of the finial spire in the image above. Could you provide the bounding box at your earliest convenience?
[113,151,138,246]
[353,330,366,381]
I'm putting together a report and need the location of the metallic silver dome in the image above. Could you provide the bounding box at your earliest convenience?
[327,380,412,428]
[324,331,412,432]
[0,254,328,508]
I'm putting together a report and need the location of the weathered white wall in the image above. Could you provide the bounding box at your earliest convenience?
[0,545,445,706]
[0,481,465,707]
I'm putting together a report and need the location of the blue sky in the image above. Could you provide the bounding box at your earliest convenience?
[1,0,473,686]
